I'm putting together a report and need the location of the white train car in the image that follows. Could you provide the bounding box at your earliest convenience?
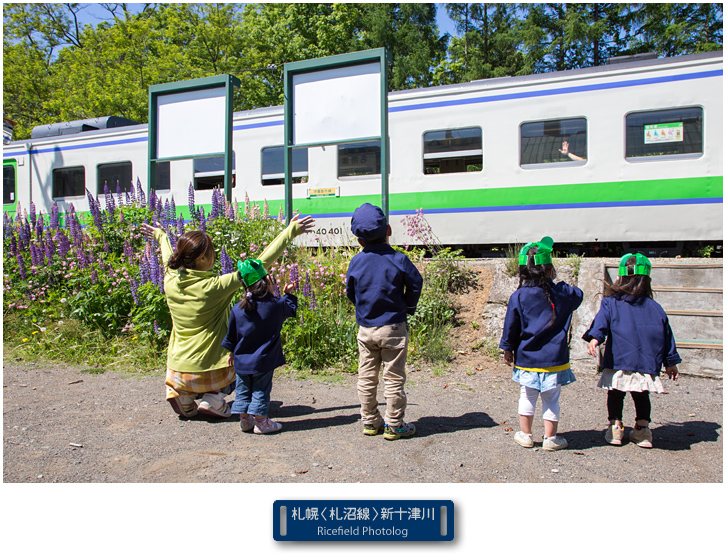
[3,50,722,255]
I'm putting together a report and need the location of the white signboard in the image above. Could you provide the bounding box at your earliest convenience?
[156,87,226,159]
[644,122,683,144]
[292,62,381,145]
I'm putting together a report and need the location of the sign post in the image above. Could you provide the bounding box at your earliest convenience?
[148,74,240,202]
[283,48,390,222]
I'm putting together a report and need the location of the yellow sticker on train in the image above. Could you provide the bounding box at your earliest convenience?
[308,187,337,198]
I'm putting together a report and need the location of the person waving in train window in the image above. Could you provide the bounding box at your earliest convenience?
[140,214,314,420]
[559,141,586,161]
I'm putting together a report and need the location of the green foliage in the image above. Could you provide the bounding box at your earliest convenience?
[504,243,523,277]
[3,3,722,140]
[697,245,715,258]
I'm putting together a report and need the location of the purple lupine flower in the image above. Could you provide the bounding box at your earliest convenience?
[177,216,185,236]
[273,282,280,297]
[210,189,219,219]
[188,183,195,218]
[148,187,156,210]
[17,253,27,280]
[308,287,317,311]
[220,247,233,274]
[129,277,139,305]
[136,178,145,206]
[139,253,151,285]
[289,263,299,285]
[77,247,88,269]
[55,230,70,257]
[303,272,312,297]
[125,188,132,206]
[10,233,17,256]
[29,202,36,227]
[161,200,170,231]
[45,232,55,266]
[35,213,44,240]
[153,320,160,335]
[168,230,177,250]
[104,182,116,221]
[50,202,59,229]
[30,243,39,267]
[149,253,159,288]
[199,214,207,232]
[170,196,176,219]
[90,268,98,285]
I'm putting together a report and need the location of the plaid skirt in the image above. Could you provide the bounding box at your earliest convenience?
[165,366,235,400]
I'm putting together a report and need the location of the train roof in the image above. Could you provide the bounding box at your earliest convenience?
[4,50,722,147]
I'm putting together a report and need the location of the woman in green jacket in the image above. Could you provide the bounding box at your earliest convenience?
[140,214,314,418]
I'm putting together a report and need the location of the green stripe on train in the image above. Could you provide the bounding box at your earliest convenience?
[283,175,723,215]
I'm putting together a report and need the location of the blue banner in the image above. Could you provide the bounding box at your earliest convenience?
[273,499,454,541]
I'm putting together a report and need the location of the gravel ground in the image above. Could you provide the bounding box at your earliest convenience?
[3,359,722,483]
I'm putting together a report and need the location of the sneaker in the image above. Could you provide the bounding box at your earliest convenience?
[605,424,625,446]
[383,423,416,440]
[363,419,384,436]
[254,416,282,434]
[513,431,534,448]
[197,392,232,418]
[239,413,255,432]
[630,424,653,448]
[169,396,198,418]
[542,435,568,451]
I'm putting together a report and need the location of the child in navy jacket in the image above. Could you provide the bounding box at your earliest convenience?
[499,237,583,451]
[346,203,423,440]
[222,258,298,434]
[583,253,680,448]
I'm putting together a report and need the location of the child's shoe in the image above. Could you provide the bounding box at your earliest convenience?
[362,418,384,436]
[239,413,255,432]
[630,422,653,448]
[383,422,416,440]
[254,416,282,434]
[513,431,534,448]
[605,424,625,446]
[169,396,198,418]
[197,392,232,418]
[542,435,568,451]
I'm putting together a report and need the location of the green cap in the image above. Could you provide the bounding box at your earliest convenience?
[519,236,554,266]
[237,258,268,287]
[618,253,651,277]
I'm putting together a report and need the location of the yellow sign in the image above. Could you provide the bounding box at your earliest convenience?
[308,187,337,198]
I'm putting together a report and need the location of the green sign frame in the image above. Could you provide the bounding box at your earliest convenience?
[283,48,391,221]
[148,74,240,201]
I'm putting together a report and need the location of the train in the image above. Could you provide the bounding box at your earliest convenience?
[3,50,723,256]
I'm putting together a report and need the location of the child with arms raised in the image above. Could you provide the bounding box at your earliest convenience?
[221,259,297,434]
[500,237,583,450]
[140,214,314,419]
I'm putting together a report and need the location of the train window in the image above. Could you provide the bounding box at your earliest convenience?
[97,161,132,195]
[625,107,703,159]
[423,127,482,174]
[338,141,381,177]
[3,163,16,205]
[155,161,171,191]
[520,118,587,166]
[261,146,309,186]
[52,166,85,198]
[194,153,236,191]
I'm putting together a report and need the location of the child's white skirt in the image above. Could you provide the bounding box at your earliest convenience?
[597,368,664,393]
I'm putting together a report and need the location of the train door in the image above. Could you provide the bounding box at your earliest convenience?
[3,159,18,215]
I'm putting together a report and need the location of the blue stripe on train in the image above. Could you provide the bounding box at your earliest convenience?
[4,69,721,157]
[305,197,724,219]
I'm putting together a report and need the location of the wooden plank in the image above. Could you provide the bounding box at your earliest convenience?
[653,286,723,293]
[665,309,723,317]
[677,342,723,350]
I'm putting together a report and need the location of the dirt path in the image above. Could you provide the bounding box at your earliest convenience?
[3,357,722,483]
